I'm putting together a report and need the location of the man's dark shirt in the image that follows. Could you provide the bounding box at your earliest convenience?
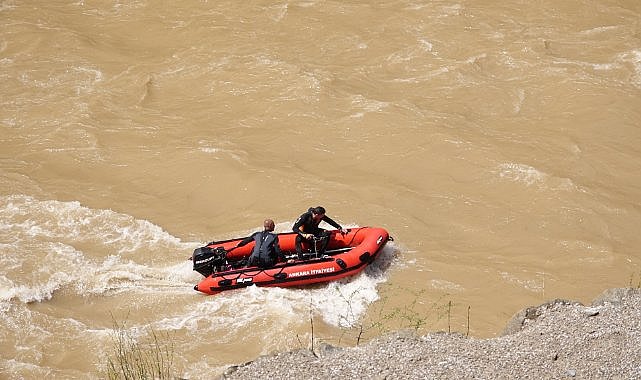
[292,208,342,236]
[238,231,283,267]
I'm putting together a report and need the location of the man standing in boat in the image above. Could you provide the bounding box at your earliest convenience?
[292,206,348,258]
[236,219,285,268]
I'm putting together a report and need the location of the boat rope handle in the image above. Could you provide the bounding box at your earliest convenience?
[218,268,264,280]
[343,227,364,247]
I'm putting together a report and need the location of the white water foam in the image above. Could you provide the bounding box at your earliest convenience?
[314,243,397,327]
[0,245,198,305]
[0,195,198,304]
[497,163,546,186]
[495,162,578,191]
[499,271,544,293]
[0,194,187,253]
[618,49,641,89]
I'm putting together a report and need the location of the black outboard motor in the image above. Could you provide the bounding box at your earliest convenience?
[192,246,228,277]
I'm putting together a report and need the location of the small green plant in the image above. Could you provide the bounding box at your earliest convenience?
[296,294,323,356]
[105,318,177,380]
[466,305,471,337]
[297,284,473,351]
[629,271,641,288]
[333,285,462,346]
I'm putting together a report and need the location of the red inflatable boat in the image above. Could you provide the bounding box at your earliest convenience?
[192,227,391,295]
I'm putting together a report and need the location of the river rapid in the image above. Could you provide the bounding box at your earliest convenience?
[2,1,641,378]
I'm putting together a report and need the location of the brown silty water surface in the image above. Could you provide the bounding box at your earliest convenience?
[1,1,641,378]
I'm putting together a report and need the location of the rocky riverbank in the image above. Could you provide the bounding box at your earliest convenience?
[221,288,641,379]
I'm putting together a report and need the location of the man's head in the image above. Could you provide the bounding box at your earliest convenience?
[311,206,326,222]
[263,219,275,232]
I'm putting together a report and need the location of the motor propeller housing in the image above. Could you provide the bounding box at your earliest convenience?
[192,246,228,277]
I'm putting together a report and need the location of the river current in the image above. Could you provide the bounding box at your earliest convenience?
[2,1,641,378]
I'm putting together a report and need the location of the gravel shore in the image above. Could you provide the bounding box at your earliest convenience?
[222,288,641,379]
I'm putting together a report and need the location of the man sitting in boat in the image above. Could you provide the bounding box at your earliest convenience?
[236,219,285,268]
[292,206,348,259]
